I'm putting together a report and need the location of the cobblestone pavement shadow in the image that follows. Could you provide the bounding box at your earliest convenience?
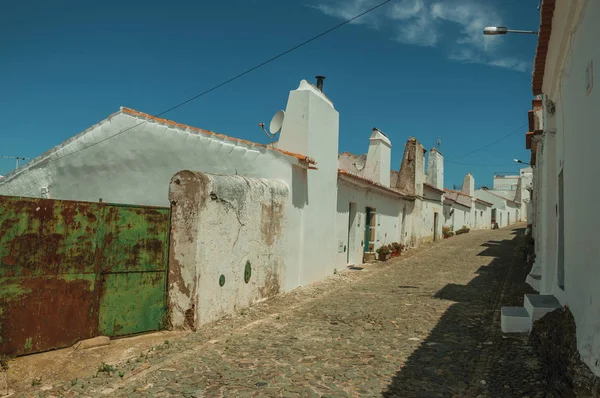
[383,227,545,398]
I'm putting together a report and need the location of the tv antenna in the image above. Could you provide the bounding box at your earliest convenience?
[437,139,441,149]
[259,110,285,141]
[1,155,30,170]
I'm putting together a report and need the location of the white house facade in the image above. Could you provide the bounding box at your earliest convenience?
[501,0,600,379]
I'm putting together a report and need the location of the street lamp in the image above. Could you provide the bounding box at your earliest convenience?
[514,159,531,165]
[483,26,538,35]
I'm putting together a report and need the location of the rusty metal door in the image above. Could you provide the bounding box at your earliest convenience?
[97,204,169,337]
[0,197,102,356]
[0,196,170,356]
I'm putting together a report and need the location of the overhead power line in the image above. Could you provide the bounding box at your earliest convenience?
[448,123,527,162]
[9,0,395,172]
[445,160,523,168]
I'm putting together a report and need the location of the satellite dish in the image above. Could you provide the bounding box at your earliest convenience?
[269,110,285,135]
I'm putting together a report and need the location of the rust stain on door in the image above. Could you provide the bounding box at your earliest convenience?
[0,196,101,356]
[0,196,170,356]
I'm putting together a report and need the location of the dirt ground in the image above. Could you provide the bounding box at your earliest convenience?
[3,331,188,395]
[2,223,545,397]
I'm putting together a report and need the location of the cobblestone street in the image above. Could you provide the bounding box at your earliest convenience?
[30,225,545,397]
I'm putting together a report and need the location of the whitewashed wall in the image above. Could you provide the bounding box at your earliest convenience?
[445,204,469,231]
[419,189,443,242]
[277,80,340,287]
[473,202,492,230]
[474,190,521,228]
[0,111,296,208]
[538,0,600,376]
[335,180,407,268]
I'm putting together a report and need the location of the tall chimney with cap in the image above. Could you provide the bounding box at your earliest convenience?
[363,128,392,187]
[315,76,325,92]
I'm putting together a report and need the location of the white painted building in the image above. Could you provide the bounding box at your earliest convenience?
[474,188,521,228]
[335,128,415,268]
[501,0,600,378]
[492,168,532,221]
[0,75,503,330]
[443,173,493,231]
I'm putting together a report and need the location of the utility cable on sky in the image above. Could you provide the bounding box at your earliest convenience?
[8,0,395,172]
[446,122,527,163]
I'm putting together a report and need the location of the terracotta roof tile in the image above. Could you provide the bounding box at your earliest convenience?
[532,0,556,95]
[444,188,472,198]
[338,169,415,200]
[121,107,317,165]
[424,182,444,195]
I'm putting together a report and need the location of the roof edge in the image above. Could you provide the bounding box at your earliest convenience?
[532,0,557,95]
[121,107,317,165]
[338,169,415,201]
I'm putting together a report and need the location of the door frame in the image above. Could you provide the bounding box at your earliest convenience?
[347,202,357,264]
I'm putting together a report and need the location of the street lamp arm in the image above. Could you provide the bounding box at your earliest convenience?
[506,29,538,35]
[483,26,537,35]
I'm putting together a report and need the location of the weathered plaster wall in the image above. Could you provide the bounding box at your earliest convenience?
[168,171,289,329]
[396,137,426,245]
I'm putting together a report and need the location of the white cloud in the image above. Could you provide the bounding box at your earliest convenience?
[488,58,529,72]
[449,48,529,72]
[312,0,529,72]
[397,13,438,46]
[389,0,424,20]
[313,0,383,28]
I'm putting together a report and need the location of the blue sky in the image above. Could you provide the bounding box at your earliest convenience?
[1,0,539,188]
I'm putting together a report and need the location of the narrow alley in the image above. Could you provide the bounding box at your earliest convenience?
[24,225,544,397]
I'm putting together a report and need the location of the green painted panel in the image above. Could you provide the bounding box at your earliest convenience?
[0,196,100,277]
[98,272,167,336]
[99,205,169,273]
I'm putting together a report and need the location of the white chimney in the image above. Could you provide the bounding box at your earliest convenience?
[426,147,444,190]
[461,173,475,198]
[363,128,391,186]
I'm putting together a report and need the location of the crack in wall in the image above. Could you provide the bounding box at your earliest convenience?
[209,191,245,248]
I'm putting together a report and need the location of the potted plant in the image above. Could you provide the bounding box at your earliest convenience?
[391,242,402,257]
[442,226,452,239]
[376,245,391,261]
[456,225,471,235]
[388,244,396,257]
